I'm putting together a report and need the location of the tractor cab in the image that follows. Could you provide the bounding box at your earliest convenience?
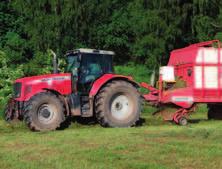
[65,49,114,93]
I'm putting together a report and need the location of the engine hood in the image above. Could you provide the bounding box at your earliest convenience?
[14,73,72,101]
[15,73,71,84]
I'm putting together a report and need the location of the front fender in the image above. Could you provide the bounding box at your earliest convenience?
[15,88,46,102]
[89,74,140,98]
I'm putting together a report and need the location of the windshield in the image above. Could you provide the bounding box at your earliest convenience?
[66,54,79,76]
[79,53,113,83]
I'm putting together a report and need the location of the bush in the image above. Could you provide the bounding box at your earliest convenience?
[114,63,151,83]
[0,51,24,115]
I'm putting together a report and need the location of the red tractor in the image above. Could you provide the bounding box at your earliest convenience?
[5,49,141,131]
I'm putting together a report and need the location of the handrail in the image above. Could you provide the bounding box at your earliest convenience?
[189,39,220,47]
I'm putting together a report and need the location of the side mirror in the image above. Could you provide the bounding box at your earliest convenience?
[50,49,58,74]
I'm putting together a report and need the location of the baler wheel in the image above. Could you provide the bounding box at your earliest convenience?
[95,80,141,127]
[178,117,188,126]
[24,92,65,131]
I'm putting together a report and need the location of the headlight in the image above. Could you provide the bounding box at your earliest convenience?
[13,82,22,98]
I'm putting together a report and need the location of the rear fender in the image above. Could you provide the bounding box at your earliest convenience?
[89,74,140,98]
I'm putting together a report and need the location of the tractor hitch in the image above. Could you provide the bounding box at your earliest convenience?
[140,82,159,106]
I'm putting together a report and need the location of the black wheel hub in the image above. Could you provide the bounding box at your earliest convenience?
[179,117,188,126]
[41,109,51,118]
[115,102,123,110]
[37,104,55,124]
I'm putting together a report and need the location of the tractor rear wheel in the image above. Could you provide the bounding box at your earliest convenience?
[95,80,141,127]
[24,92,65,131]
[208,105,222,120]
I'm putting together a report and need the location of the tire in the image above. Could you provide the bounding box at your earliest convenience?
[208,105,222,120]
[4,99,19,122]
[4,103,11,121]
[24,92,65,131]
[178,117,188,126]
[95,80,141,127]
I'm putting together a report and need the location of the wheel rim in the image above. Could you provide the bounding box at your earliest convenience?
[37,104,56,124]
[180,118,187,126]
[111,94,133,120]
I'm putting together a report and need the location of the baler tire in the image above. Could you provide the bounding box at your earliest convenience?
[95,80,141,127]
[24,92,65,131]
[208,108,213,120]
[178,117,188,126]
[208,106,222,120]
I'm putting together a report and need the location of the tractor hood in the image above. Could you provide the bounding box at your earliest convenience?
[14,73,72,101]
[15,73,71,84]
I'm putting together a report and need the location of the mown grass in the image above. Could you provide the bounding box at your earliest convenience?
[0,104,222,169]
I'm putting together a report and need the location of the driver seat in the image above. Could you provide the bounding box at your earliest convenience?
[84,63,102,83]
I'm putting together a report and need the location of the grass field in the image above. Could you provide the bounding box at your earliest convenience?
[0,104,222,169]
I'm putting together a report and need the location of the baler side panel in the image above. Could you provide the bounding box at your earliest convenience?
[161,88,194,108]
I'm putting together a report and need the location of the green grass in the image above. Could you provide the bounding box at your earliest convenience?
[0,104,222,169]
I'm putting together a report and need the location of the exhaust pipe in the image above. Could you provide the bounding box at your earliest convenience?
[50,50,58,74]
[150,70,156,87]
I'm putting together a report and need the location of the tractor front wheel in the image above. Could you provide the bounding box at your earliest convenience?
[24,92,65,131]
[95,80,141,127]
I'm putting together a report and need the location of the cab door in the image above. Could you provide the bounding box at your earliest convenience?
[66,54,80,93]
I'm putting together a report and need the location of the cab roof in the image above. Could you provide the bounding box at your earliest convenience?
[66,48,115,56]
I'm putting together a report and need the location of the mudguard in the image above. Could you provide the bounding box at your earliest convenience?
[89,74,140,98]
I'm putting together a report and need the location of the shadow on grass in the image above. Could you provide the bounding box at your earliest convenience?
[136,117,146,126]
[71,116,147,127]
[74,117,98,125]
[60,116,147,129]
[188,119,208,124]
